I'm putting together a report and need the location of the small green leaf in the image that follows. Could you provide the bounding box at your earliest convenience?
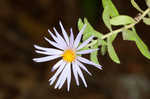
[132,28,150,59]
[78,18,84,30]
[122,29,136,41]
[136,40,150,59]
[102,0,119,17]
[78,18,103,41]
[108,33,118,43]
[90,43,100,65]
[110,15,136,26]
[143,17,150,25]
[83,18,103,40]
[98,40,107,55]
[148,13,150,17]
[78,18,107,57]
[102,0,120,62]
[102,0,119,43]
[122,28,150,59]
[102,0,119,31]
[78,18,107,48]
[102,6,112,31]
[131,0,144,13]
[145,0,150,8]
[107,42,120,64]
[102,0,109,8]
[101,45,107,55]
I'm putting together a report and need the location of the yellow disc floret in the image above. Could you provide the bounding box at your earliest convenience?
[62,49,76,62]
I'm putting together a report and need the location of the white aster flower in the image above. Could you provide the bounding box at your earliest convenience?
[33,21,102,91]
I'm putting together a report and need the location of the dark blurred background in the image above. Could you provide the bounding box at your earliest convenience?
[0,0,150,99]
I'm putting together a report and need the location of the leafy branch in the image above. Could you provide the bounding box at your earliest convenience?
[78,0,150,65]
[101,8,150,40]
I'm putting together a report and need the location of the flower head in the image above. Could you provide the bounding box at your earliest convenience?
[33,21,102,91]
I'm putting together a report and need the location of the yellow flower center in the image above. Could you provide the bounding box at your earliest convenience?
[62,49,76,62]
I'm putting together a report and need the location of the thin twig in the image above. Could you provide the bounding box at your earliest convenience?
[101,8,150,40]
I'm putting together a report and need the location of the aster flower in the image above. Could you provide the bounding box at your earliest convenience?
[33,21,102,91]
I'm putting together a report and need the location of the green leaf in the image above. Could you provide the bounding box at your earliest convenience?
[102,0,109,8]
[102,6,112,31]
[78,18,103,41]
[132,28,150,59]
[136,39,150,59]
[122,28,150,59]
[122,29,136,41]
[148,13,150,17]
[78,18,107,50]
[102,0,120,62]
[78,18,84,30]
[109,33,118,43]
[78,18,107,57]
[101,45,107,55]
[102,0,119,17]
[102,0,119,43]
[145,0,150,8]
[131,0,144,13]
[98,40,107,55]
[90,43,100,65]
[102,0,119,31]
[143,17,150,25]
[83,18,103,39]
[107,41,120,64]
[110,15,136,26]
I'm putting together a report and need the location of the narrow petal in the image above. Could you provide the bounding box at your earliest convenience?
[76,63,87,87]
[76,49,98,55]
[35,50,56,56]
[54,63,70,89]
[33,55,60,63]
[51,59,64,72]
[67,63,71,91]
[34,45,48,51]
[59,21,70,45]
[69,28,74,47]
[48,29,66,49]
[34,45,63,54]
[48,29,58,42]
[53,27,67,48]
[72,62,79,86]
[44,37,64,50]
[35,49,63,55]
[74,24,87,48]
[77,56,102,70]
[34,45,55,52]
[76,60,92,76]
[76,36,94,50]
[49,61,66,85]
[58,63,71,90]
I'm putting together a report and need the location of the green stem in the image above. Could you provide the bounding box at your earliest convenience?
[101,8,150,40]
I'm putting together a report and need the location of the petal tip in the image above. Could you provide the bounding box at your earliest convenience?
[67,88,70,92]
[89,73,92,76]
[98,65,103,70]
[44,37,47,40]
[48,29,50,32]
[32,58,37,62]
[33,44,37,48]
[85,85,88,88]
[59,21,63,26]
[51,68,55,72]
